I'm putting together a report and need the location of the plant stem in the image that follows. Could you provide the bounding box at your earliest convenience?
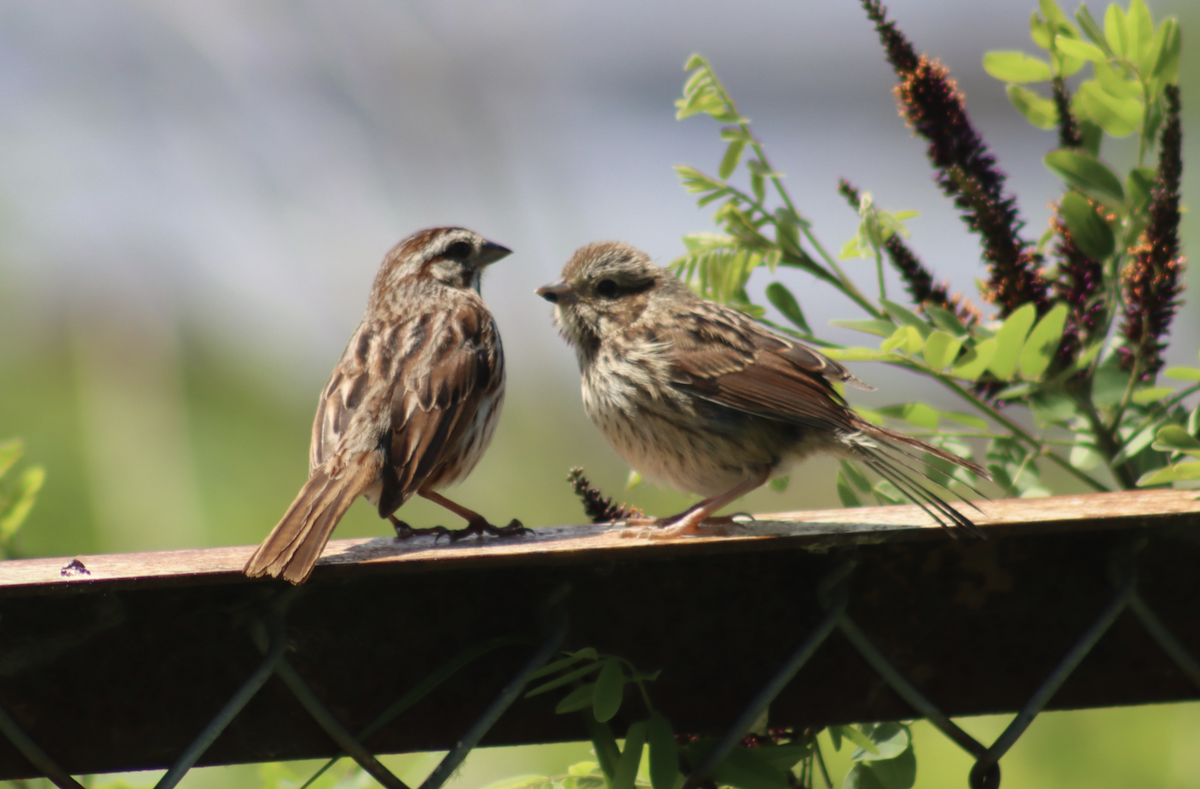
[1075,395,1137,490]
[931,374,1111,492]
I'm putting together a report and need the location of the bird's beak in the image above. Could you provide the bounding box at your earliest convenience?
[536,280,577,304]
[476,240,512,267]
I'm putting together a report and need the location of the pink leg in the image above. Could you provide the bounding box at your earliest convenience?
[625,471,769,538]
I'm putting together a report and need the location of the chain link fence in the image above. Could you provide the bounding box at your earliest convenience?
[0,490,1196,788]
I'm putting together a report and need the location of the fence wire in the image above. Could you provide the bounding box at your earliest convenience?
[0,537,1196,789]
[683,537,1200,789]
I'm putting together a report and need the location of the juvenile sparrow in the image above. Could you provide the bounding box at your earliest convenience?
[245,227,526,585]
[537,241,988,537]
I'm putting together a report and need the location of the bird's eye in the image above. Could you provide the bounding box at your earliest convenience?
[444,241,473,260]
[596,279,619,297]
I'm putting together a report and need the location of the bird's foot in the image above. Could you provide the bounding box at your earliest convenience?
[391,518,452,541]
[617,513,742,540]
[449,518,534,542]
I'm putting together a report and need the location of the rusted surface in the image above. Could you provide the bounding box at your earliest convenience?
[0,489,1195,778]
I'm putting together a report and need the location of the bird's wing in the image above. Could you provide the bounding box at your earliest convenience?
[379,302,500,515]
[663,304,856,429]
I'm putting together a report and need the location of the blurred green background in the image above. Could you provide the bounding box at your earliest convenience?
[1,0,1198,786]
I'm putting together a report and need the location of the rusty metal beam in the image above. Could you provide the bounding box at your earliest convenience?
[0,489,1196,779]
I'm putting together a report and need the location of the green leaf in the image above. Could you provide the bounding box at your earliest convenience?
[941,411,989,430]
[1031,11,1053,50]
[1071,443,1105,471]
[1127,167,1156,211]
[830,319,896,338]
[0,440,21,480]
[768,476,789,492]
[1029,390,1078,427]
[822,347,888,362]
[1112,422,1160,466]
[1165,367,1200,383]
[775,217,802,257]
[674,165,725,195]
[1092,57,1142,100]
[988,304,1038,380]
[837,471,863,508]
[865,747,917,789]
[555,684,596,714]
[1132,386,1176,404]
[527,660,605,697]
[708,748,790,789]
[952,337,999,381]
[753,744,812,772]
[1078,119,1103,156]
[1059,191,1115,260]
[613,721,648,789]
[527,648,600,681]
[1019,303,1068,380]
[765,282,811,334]
[922,331,964,371]
[0,467,44,542]
[839,726,880,756]
[853,407,885,426]
[1148,18,1181,83]
[1092,363,1130,406]
[1075,5,1112,55]
[1076,80,1141,137]
[879,298,932,338]
[840,460,873,492]
[878,402,940,430]
[1127,0,1154,62]
[1044,150,1125,205]
[851,723,909,761]
[844,763,887,789]
[1153,426,1200,459]
[881,326,925,355]
[1006,84,1057,129]
[648,713,680,789]
[983,51,1053,82]
[923,305,968,337]
[1039,0,1070,25]
[1138,462,1200,486]
[1105,3,1130,57]
[1053,36,1105,61]
[719,141,746,180]
[592,660,626,723]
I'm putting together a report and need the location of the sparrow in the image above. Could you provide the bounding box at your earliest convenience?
[245,227,526,584]
[537,240,988,537]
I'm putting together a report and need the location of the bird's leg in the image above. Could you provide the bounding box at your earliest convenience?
[389,516,451,540]
[419,489,532,541]
[623,471,769,539]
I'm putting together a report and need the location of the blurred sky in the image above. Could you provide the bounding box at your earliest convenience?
[1,0,1193,378]
[0,0,1197,553]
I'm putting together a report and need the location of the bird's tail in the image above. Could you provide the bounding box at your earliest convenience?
[848,418,991,539]
[244,452,382,585]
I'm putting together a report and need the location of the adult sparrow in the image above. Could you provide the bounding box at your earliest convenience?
[537,241,988,537]
[245,227,526,585]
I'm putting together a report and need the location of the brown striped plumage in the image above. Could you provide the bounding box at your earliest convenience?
[244,227,524,585]
[538,241,989,537]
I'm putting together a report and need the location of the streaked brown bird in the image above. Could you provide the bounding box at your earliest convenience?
[537,241,988,537]
[245,227,526,584]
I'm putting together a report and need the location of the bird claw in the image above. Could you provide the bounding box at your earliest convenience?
[448,518,533,542]
[392,519,452,541]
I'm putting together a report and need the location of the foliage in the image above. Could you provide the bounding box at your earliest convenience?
[0,439,43,559]
[491,1,1192,788]
[670,0,1192,502]
[516,647,914,789]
